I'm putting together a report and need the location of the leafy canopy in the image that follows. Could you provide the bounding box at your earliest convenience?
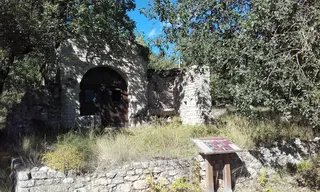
[0,0,136,94]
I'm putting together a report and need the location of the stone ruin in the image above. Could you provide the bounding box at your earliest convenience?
[6,39,212,137]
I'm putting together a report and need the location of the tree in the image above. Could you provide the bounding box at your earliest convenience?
[0,0,136,95]
[147,0,320,129]
[135,31,176,70]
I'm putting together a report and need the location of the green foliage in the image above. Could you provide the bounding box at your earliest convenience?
[146,174,201,192]
[211,74,232,106]
[42,144,84,173]
[0,0,136,94]
[42,130,96,172]
[57,131,93,156]
[135,31,177,70]
[296,156,320,189]
[257,168,275,192]
[5,54,42,92]
[146,0,320,130]
[171,177,201,192]
[258,169,269,187]
[149,53,177,70]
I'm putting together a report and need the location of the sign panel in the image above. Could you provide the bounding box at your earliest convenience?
[192,137,243,155]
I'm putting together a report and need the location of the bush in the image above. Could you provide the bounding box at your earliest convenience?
[42,144,84,173]
[42,130,95,172]
[296,155,320,190]
[146,175,201,192]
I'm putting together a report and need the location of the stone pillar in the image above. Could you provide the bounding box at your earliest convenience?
[175,66,212,124]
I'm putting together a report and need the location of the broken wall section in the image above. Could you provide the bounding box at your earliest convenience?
[147,69,185,117]
[148,66,212,124]
[175,66,212,124]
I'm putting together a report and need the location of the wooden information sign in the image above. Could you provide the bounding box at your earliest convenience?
[192,137,244,192]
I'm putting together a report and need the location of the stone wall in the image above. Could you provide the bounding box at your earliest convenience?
[147,69,184,116]
[147,66,212,125]
[59,39,148,128]
[6,87,61,139]
[14,157,205,192]
[12,153,262,192]
[13,137,320,192]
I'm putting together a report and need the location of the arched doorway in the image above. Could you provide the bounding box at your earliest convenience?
[80,67,128,127]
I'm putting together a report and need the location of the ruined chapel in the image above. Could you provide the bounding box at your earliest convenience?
[7,39,212,136]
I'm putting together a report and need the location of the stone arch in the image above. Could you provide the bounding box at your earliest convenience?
[79,66,129,127]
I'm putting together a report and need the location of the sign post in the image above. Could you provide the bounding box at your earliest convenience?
[192,138,243,192]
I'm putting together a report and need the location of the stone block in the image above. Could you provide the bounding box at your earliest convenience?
[152,167,162,173]
[18,180,35,188]
[124,175,139,182]
[106,172,117,179]
[17,171,31,181]
[74,187,87,192]
[16,187,30,192]
[168,170,179,176]
[73,181,85,189]
[29,185,68,192]
[135,169,143,175]
[62,177,74,184]
[116,170,126,177]
[141,162,149,169]
[31,171,47,179]
[39,167,49,172]
[133,180,147,190]
[126,170,135,175]
[112,177,124,184]
[97,173,106,178]
[116,183,132,192]
[34,179,54,186]
[93,178,111,186]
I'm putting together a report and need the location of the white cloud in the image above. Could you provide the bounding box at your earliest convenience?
[148,28,156,37]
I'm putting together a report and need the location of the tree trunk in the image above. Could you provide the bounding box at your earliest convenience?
[0,51,14,95]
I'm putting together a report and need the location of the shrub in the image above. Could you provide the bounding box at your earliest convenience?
[296,155,320,189]
[42,144,84,173]
[146,175,201,192]
[42,130,96,172]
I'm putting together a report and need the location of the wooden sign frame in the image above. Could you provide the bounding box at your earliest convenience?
[192,137,244,192]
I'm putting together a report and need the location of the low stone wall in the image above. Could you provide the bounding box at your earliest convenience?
[13,137,320,192]
[14,158,204,192]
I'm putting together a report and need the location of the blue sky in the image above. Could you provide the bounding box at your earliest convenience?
[128,0,162,53]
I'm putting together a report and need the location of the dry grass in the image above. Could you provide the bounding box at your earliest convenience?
[36,115,316,170]
[217,115,315,148]
[94,118,215,168]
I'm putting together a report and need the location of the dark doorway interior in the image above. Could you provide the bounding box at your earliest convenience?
[80,67,128,127]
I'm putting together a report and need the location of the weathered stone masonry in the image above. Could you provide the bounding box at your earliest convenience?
[6,40,212,138]
[147,66,212,124]
[59,38,212,128]
[59,39,148,128]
